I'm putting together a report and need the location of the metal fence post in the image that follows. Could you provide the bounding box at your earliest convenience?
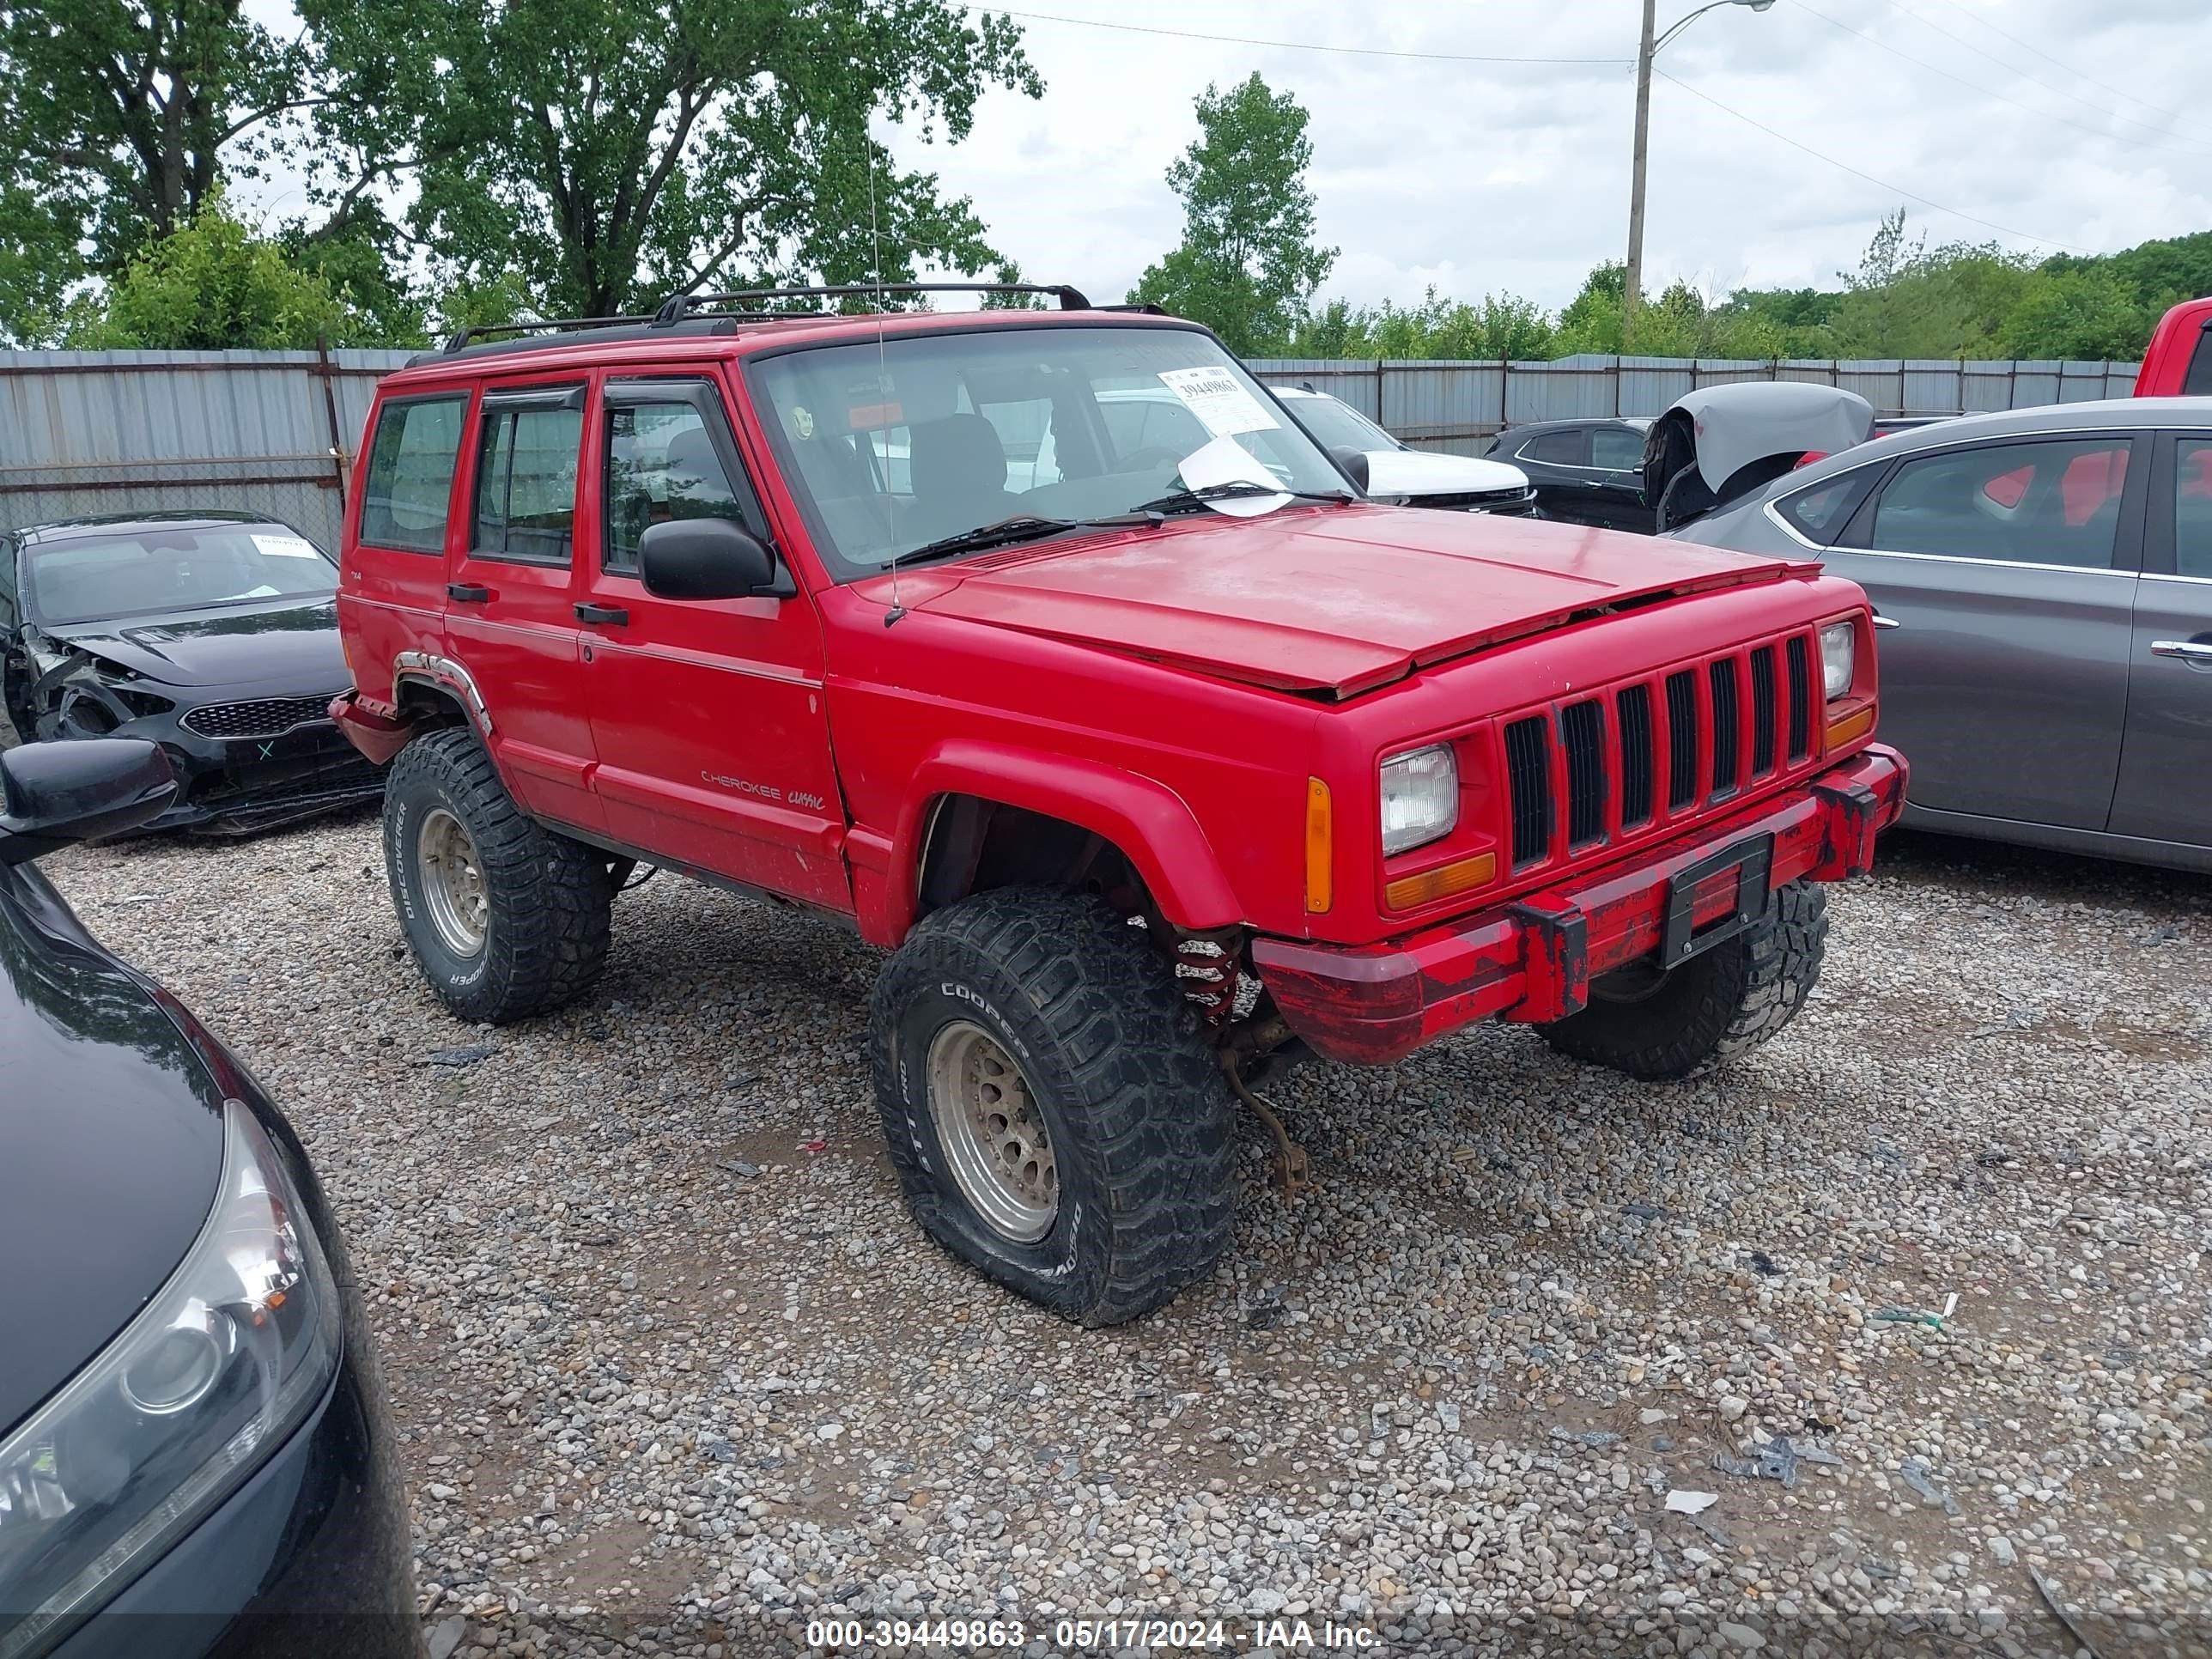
[313,338,349,507]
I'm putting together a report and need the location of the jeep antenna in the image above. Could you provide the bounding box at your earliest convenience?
[866,115,904,628]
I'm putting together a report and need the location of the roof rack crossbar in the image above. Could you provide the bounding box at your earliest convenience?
[650,282,1091,326]
[441,313,653,354]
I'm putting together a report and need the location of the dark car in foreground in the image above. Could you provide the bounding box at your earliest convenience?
[1668,397,2212,873]
[0,740,414,1657]
[0,515,384,833]
[1486,416,1654,531]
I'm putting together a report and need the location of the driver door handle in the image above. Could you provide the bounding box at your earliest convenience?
[2150,639,2212,661]
[1872,614,1901,629]
[574,602,629,626]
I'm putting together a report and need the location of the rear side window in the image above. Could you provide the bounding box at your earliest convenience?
[1775,467,1879,544]
[360,395,465,554]
[473,405,582,563]
[1524,428,1586,465]
[1869,438,2132,568]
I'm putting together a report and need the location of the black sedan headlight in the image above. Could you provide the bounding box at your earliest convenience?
[0,1102,338,1656]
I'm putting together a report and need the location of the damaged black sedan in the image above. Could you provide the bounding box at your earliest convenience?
[0,514,382,833]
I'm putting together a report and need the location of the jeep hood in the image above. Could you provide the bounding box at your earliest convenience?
[896,505,1804,696]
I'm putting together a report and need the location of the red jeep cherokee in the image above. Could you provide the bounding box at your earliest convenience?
[332,285,1905,1325]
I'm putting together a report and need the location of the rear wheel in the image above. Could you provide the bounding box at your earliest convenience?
[1537,880,1827,1079]
[869,890,1236,1326]
[383,728,612,1023]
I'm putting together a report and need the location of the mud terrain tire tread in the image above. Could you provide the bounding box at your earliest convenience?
[870,889,1236,1326]
[384,727,611,1024]
[1538,879,1827,1080]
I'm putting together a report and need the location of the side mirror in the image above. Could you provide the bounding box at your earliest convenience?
[1329,446,1371,494]
[638,518,779,600]
[0,739,177,866]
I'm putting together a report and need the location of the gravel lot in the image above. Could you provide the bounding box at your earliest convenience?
[46,817,2212,1659]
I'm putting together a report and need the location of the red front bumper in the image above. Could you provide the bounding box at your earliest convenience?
[1251,744,1905,1066]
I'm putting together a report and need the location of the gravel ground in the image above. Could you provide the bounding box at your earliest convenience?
[46,817,2212,1659]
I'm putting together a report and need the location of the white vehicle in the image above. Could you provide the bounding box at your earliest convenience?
[1273,386,1538,514]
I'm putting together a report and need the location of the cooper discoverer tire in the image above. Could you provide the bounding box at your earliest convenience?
[383,727,612,1024]
[1537,879,1827,1080]
[869,889,1236,1326]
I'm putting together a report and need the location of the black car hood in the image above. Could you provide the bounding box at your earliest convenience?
[38,598,347,690]
[0,867,223,1436]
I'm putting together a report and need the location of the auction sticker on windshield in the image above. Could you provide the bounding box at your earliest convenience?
[1158,366,1279,438]
[252,532,323,558]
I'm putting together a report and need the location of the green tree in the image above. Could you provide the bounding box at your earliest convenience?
[300,0,1038,319]
[1281,287,1552,360]
[2001,265,2150,360]
[1129,73,1336,354]
[0,0,312,310]
[63,194,374,348]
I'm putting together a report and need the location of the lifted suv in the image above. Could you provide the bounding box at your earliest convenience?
[333,283,1906,1324]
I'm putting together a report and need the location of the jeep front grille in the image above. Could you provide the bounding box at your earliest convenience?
[1498,629,1818,870]
[179,696,338,741]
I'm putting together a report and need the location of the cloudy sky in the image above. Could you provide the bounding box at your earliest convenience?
[234,0,2212,313]
[874,0,2212,310]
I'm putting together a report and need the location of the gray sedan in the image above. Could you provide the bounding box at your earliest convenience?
[1668,398,2212,873]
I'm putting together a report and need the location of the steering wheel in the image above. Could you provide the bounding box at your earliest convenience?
[1115,446,1185,473]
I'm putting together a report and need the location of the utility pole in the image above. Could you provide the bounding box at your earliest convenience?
[1626,0,1656,333]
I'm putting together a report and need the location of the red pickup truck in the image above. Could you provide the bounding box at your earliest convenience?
[332,286,1905,1324]
[2135,296,2212,396]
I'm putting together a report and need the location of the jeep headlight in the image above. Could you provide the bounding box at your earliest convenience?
[1820,620,1856,700]
[0,1101,339,1658]
[1380,744,1457,856]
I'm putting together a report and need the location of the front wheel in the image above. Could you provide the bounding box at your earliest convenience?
[383,727,612,1024]
[869,890,1236,1326]
[1537,880,1828,1080]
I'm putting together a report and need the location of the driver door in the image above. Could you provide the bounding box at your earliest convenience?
[576,372,848,910]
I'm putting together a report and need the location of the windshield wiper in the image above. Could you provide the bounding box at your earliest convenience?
[896,512,1162,567]
[1133,481,1358,516]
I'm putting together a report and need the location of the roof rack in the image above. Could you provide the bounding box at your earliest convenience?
[441,313,653,354]
[650,282,1091,326]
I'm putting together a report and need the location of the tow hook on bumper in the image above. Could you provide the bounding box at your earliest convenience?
[1251,744,1905,1067]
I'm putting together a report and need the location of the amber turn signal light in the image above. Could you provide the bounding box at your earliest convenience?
[1385,850,1498,912]
[1304,778,1333,914]
[1825,702,1875,750]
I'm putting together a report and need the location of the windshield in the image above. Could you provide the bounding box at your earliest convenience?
[747,325,1349,579]
[22,524,335,627]
[1289,395,1400,454]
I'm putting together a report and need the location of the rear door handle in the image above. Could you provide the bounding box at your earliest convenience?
[574,602,629,626]
[2150,638,2212,661]
[1872,614,1901,629]
[447,582,489,603]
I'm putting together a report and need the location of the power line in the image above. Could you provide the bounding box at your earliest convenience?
[976,6,1631,66]
[1917,0,2188,131]
[1784,0,2210,161]
[1651,68,2098,255]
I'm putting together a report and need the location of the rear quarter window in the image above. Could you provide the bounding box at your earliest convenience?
[1774,466,1879,545]
[361,394,467,554]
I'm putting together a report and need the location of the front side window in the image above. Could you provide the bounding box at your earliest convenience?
[21,523,335,627]
[2176,438,2212,578]
[605,401,750,573]
[472,404,582,563]
[746,325,1350,580]
[1590,426,1645,470]
[361,395,466,554]
[1869,437,2133,568]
